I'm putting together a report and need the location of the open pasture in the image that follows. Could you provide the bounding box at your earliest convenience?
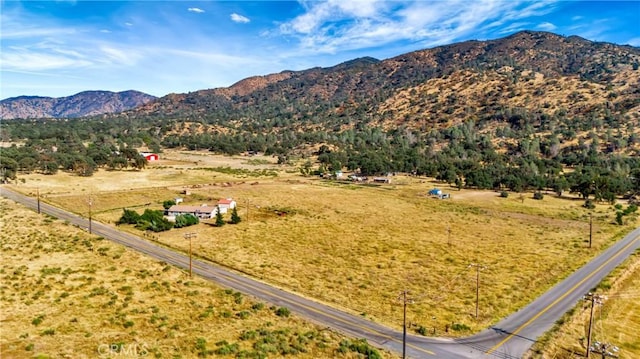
[7,151,638,336]
[0,197,390,358]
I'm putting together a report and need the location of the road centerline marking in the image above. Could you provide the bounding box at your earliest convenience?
[486,235,639,354]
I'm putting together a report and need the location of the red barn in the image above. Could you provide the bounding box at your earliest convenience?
[140,152,159,161]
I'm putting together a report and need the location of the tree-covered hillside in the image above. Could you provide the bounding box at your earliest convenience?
[1,31,639,202]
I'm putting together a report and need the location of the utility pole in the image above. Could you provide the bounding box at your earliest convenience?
[589,212,593,249]
[37,188,41,214]
[88,196,93,234]
[184,232,197,277]
[584,293,605,358]
[470,263,486,319]
[397,290,414,359]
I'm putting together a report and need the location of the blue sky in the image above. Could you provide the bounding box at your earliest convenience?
[1,0,639,100]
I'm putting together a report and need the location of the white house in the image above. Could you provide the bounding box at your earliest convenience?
[166,204,216,219]
[217,198,237,214]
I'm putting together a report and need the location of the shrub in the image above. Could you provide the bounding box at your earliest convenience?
[416,326,428,336]
[31,315,45,326]
[274,307,290,317]
[42,328,55,336]
[451,323,471,331]
[533,191,544,200]
[337,339,381,359]
[499,191,509,198]
[583,199,596,209]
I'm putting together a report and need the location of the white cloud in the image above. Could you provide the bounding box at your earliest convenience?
[99,46,143,66]
[231,13,250,23]
[1,50,92,71]
[100,29,112,33]
[277,0,560,54]
[537,22,557,31]
[572,15,583,21]
[125,22,133,27]
[627,37,640,46]
[188,7,205,14]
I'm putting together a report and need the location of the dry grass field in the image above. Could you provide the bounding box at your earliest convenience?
[7,150,639,337]
[0,197,393,359]
[527,251,640,359]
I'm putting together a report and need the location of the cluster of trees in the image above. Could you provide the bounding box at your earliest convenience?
[0,140,148,181]
[2,112,638,204]
[116,208,198,232]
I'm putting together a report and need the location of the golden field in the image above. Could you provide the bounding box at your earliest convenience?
[6,150,638,337]
[0,197,394,358]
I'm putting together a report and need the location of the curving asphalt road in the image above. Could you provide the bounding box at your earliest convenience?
[2,186,638,359]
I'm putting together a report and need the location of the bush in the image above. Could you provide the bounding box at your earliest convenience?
[337,339,381,359]
[533,191,544,200]
[451,323,471,331]
[499,191,509,198]
[274,307,290,317]
[583,199,596,209]
[416,326,428,336]
[31,315,45,326]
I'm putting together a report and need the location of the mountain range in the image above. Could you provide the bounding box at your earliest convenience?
[0,90,156,120]
[121,31,639,137]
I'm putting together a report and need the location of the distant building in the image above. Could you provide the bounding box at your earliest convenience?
[217,198,237,214]
[373,177,391,184]
[428,188,450,199]
[166,204,216,219]
[428,188,442,196]
[140,152,159,161]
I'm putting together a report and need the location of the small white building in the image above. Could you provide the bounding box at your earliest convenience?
[217,198,237,214]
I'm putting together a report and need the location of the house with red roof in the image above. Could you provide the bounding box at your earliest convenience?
[217,198,237,214]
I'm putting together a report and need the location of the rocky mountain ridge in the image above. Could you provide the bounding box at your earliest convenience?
[0,90,157,119]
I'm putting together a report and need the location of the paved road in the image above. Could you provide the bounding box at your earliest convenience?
[2,186,638,359]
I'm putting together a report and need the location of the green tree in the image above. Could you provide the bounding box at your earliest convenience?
[117,209,141,225]
[163,199,176,210]
[215,206,225,227]
[0,157,18,182]
[174,214,199,228]
[230,206,241,224]
[137,209,173,232]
